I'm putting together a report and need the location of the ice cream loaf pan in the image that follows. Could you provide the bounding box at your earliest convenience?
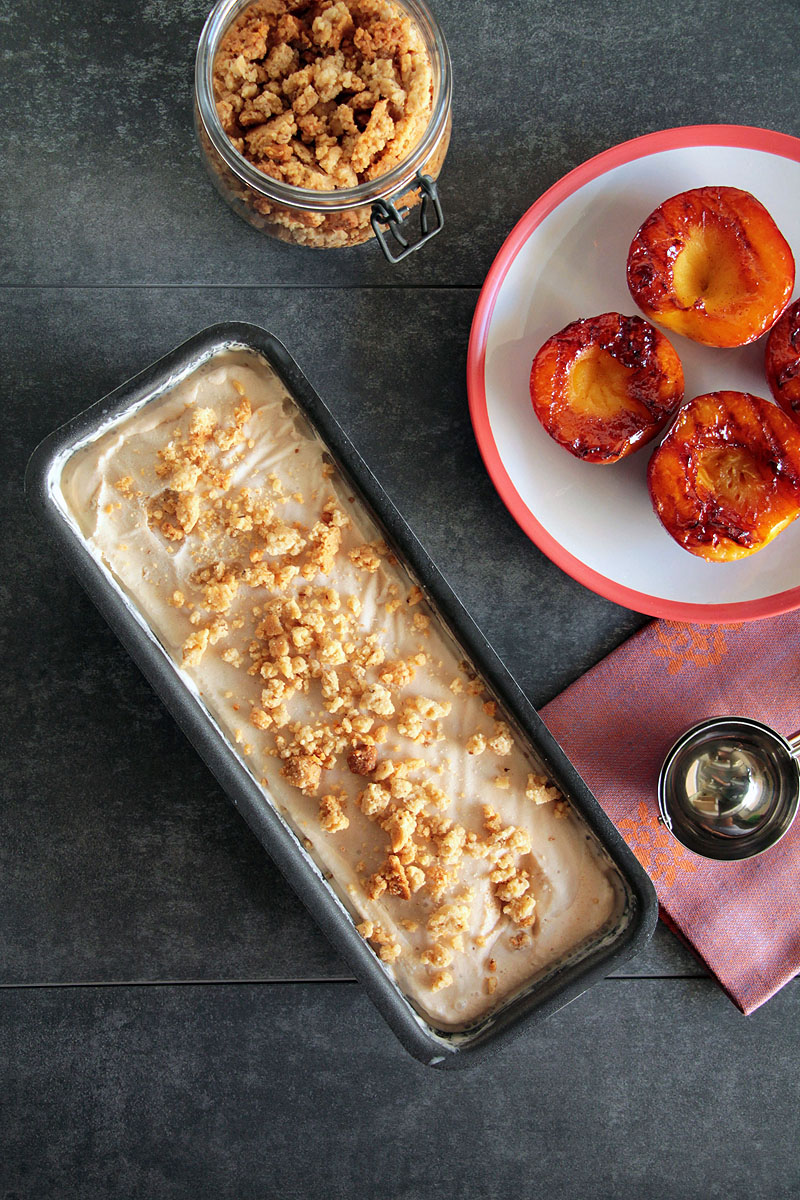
[25,323,657,1067]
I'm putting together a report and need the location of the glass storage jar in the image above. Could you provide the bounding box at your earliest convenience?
[194,0,452,261]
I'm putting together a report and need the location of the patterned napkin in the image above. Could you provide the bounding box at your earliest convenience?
[540,615,800,1014]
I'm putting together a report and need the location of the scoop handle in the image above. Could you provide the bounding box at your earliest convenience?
[787,729,800,759]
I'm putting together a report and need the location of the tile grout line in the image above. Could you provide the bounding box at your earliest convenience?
[0,974,717,991]
[0,283,483,292]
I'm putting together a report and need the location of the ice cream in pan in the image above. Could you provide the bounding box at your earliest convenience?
[61,349,623,1029]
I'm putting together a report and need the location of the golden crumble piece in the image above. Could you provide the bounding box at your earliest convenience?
[249,707,272,731]
[494,872,530,902]
[381,808,416,854]
[311,2,354,51]
[214,394,252,451]
[319,792,349,833]
[319,672,340,705]
[207,616,229,645]
[379,658,416,690]
[349,713,374,736]
[320,638,348,667]
[182,628,210,667]
[486,976,498,995]
[365,872,387,901]
[554,800,569,819]
[429,971,453,993]
[163,525,188,544]
[290,626,315,652]
[280,753,322,795]
[525,773,561,806]
[434,823,466,865]
[303,518,342,578]
[488,723,514,756]
[358,781,391,818]
[389,775,412,801]
[423,863,459,904]
[421,781,448,809]
[449,677,463,694]
[350,97,395,174]
[169,590,185,608]
[362,682,395,717]
[189,407,218,442]
[420,942,453,969]
[427,896,472,941]
[484,806,503,835]
[406,585,423,606]
[356,920,374,940]
[114,475,134,496]
[380,853,412,900]
[317,586,340,611]
[412,612,429,633]
[504,893,536,927]
[261,677,289,709]
[353,634,385,669]
[347,743,377,776]
[466,733,486,756]
[348,543,382,573]
[493,775,511,790]
[379,942,402,964]
[405,864,425,893]
[176,492,201,534]
[372,759,395,782]
[396,696,450,743]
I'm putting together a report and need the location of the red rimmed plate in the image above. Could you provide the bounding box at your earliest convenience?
[467,125,800,622]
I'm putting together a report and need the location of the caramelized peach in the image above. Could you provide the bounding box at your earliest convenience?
[765,298,800,422]
[529,312,684,463]
[648,390,800,561]
[627,187,794,348]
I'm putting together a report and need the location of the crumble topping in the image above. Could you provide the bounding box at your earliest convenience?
[63,352,619,1031]
[213,0,433,192]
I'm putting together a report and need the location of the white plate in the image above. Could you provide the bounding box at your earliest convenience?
[467,125,800,622]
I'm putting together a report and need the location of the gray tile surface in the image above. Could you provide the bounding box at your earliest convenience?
[4,0,800,1187]
[3,0,799,286]
[2,979,798,1199]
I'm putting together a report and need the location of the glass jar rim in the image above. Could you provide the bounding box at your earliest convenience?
[195,0,452,212]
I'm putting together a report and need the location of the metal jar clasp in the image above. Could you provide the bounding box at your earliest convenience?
[370,173,444,263]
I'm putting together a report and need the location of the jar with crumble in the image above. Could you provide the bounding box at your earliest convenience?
[194,0,452,261]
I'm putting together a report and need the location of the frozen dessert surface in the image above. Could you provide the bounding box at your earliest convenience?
[61,349,622,1030]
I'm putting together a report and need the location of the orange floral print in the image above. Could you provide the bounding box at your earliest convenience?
[651,622,744,676]
[617,800,698,888]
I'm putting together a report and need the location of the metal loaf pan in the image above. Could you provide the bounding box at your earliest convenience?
[25,322,657,1067]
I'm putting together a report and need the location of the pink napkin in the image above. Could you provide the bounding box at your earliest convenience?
[540,615,800,1013]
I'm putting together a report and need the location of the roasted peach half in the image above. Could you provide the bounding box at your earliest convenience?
[765,298,800,422]
[529,312,684,464]
[627,187,795,348]
[648,390,800,561]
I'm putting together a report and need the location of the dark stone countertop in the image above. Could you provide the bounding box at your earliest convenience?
[2,0,798,1195]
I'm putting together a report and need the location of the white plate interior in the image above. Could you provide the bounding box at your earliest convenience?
[484,143,800,607]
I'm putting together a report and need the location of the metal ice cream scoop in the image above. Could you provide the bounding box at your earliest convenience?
[657,716,800,860]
